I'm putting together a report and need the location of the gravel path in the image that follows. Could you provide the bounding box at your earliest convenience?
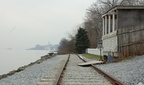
[0,55,68,85]
[91,55,144,85]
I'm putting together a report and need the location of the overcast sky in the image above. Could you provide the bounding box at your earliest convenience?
[0,0,97,50]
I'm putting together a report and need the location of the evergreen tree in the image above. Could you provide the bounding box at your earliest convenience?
[75,27,90,53]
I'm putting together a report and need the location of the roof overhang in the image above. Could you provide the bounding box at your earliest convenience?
[102,6,144,17]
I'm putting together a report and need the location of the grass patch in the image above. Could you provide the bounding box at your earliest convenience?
[82,53,101,60]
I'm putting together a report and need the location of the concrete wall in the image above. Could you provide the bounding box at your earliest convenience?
[86,48,103,56]
[102,31,118,56]
[117,9,144,57]
[118,9,144,28]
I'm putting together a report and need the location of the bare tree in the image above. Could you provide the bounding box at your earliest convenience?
[83,0,124,48]
[58,33,76,54]
[59,0,144,52]
[58,38,69,54]
[120,0,144,6]
[67,34,76,53]
[98,0,124,12]
[83,2,104,48]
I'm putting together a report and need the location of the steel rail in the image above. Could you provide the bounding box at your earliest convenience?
[76,54,125,85]
[53,54,70,85]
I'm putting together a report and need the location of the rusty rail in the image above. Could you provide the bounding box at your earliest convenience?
[53,54,70,85]
[76,54,125,85]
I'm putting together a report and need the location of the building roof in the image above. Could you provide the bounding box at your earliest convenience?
[102,6,144,17]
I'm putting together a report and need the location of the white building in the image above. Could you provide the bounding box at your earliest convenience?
[102,6,144,57]
[102,7,117,57]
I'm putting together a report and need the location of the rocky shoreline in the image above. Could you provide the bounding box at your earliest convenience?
[0,54,53,80]
[0,55,66,85]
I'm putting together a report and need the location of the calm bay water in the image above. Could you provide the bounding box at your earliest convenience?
[0,50,49,75]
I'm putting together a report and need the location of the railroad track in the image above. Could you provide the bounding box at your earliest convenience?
[37,54,124,85]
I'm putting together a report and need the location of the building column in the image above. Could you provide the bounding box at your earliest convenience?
[105,16,107,34]
[112,14,115,32]
[102,17,105,35]
[108,15,111,33]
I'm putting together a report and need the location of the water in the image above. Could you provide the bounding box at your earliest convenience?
[0,50,49,75]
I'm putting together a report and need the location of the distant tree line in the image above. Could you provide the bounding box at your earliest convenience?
[58,27,90,54]
[58,0,144,54]
[28,44,59,51]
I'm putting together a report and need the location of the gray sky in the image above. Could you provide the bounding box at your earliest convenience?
[0,0,96,50]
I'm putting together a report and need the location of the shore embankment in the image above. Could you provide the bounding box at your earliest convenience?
[0,55,67,85]
[0,54,53,79]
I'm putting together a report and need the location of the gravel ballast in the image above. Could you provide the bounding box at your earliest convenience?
[0,55,68,85]
[61,54,111,85]
[1,54,144,85]
[93,55,144,85]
